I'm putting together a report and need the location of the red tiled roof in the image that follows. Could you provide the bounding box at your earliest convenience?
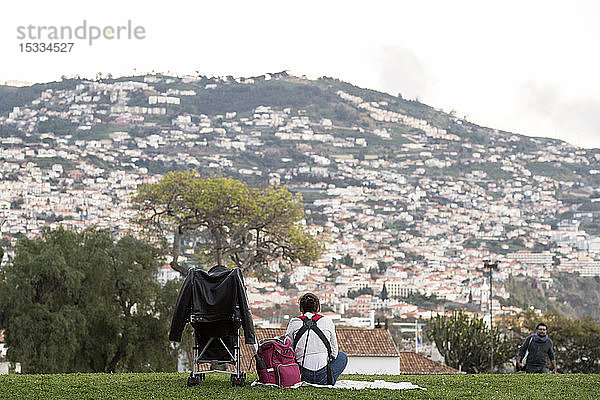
[194,327,462,374]
[398,351,462,374]
[197,327,394,371]
[254,328,286,341]
[336,328,398,356]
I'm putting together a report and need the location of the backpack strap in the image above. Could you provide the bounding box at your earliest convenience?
[524,335,534,357]
[293,314,333,385]
[292,315,309,348]
[293,315,328,351]
[307,315,332,359]
[518,335,534,368]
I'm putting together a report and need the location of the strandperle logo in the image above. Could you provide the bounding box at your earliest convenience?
[16,20,146,45]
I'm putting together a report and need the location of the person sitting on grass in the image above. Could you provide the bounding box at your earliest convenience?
[284,293,347,385]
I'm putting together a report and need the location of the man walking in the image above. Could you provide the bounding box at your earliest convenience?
[516,322,557,373]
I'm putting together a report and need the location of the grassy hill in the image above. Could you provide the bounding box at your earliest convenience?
[1,372,599,400]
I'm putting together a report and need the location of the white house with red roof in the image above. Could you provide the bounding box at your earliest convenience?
[185,326,461,375]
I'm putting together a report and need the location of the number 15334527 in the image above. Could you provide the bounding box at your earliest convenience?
[19,42,74,52]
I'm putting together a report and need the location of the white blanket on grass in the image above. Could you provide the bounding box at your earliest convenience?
[251,379,425,390]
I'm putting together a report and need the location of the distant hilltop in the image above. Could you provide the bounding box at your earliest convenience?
[1,80,33,87]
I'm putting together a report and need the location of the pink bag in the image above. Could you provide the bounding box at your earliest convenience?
[255,336,301,387]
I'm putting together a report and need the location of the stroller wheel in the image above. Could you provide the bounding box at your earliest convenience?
[187,376,198,387]
[231,373,246,387]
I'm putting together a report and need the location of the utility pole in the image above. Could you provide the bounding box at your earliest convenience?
[484,260,499,372]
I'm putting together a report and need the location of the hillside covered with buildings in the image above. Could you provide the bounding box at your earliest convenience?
[2,72,600,340]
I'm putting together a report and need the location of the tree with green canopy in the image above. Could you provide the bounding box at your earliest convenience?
[426,309,512,373]
[0,227,179,373]
[130,170,323,276]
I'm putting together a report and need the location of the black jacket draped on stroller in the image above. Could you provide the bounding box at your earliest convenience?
[169,265,256,386]
[169,265,256,344]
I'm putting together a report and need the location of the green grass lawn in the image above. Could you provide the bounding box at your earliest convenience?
[1,372,598,400]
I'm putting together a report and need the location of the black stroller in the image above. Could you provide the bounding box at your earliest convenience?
[169,265,256,387]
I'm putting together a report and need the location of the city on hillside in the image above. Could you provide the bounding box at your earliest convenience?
[1,73,600,351]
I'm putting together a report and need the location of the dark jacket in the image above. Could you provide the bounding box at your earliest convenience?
[169,265,256,344]
[519,334,555,368]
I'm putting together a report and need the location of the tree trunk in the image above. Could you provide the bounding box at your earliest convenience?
[107,321,129,372]
[214,228,223,266]
[171,226,189,276]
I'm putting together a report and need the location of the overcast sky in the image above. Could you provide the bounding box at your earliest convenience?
[2,0,599,148]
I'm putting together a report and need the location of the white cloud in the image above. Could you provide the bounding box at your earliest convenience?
[376,46,435,101]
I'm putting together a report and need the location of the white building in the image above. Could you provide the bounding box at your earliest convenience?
[506,251,553,265]
[0,330,21,374]
[561,259,600,277]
